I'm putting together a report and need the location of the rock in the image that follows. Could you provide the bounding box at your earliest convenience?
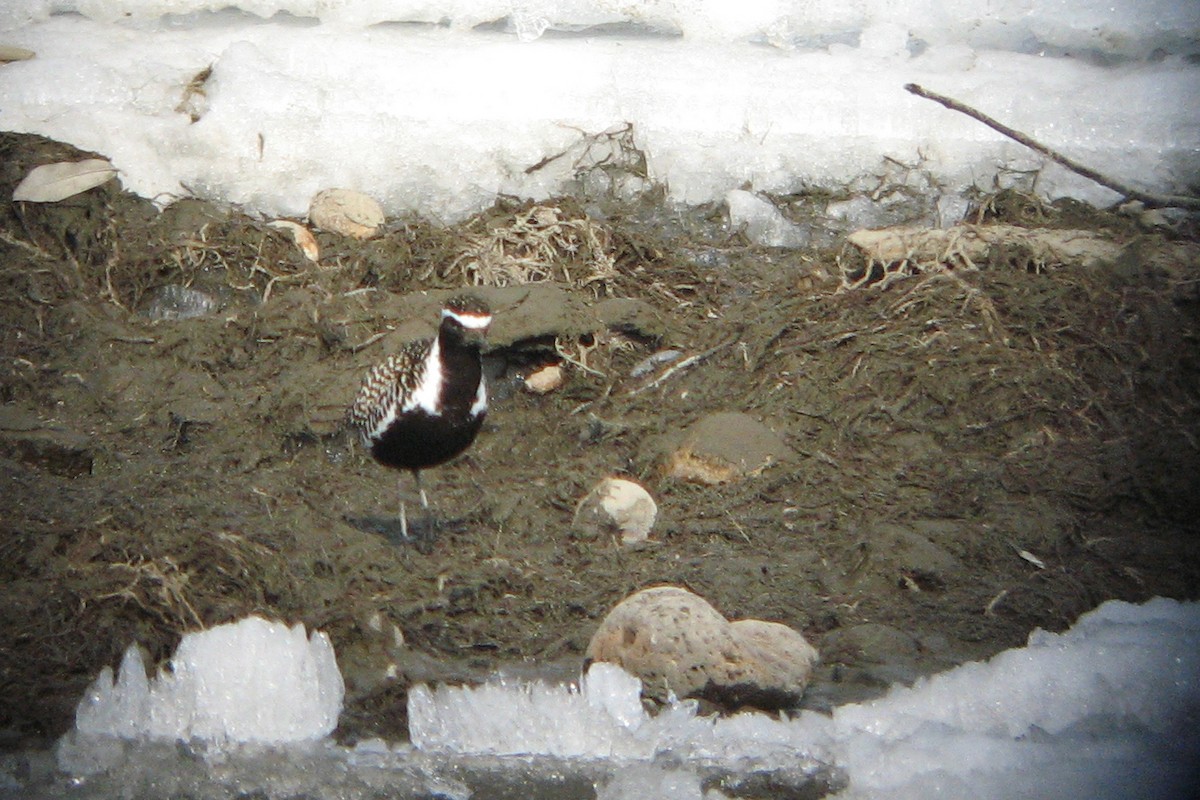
[573,477,657,544]
[727,619,821,705]
[585,586,818,710]
[586,586,728,703]
[0,45,36,63]
[664,411,792,484]
[865,522,964,591]
[524,364,563,394]
[308,188,384,239]
[804,622,932,711]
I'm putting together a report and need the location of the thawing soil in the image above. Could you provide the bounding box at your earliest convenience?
[2,132,1198,748]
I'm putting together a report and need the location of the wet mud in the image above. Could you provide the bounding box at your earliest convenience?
[1,132,1198,748]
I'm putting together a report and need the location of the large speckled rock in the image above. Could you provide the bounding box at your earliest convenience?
[664,411,792,484]
[725,619,821,707]
[585,586,818,710]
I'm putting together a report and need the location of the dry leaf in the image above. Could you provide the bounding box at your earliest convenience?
[1016,548,1046,569]
[268,220,320,263]
[13,159,117,203]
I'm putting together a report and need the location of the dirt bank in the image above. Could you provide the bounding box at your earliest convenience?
[2,132,1198,748]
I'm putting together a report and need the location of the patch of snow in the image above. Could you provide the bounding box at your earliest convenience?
[0,1,1196,221]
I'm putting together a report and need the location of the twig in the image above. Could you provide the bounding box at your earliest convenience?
[0,231,57,260]
[555,335,607,377]
[627,341,731,396]
[350,330,389,353]
[984,588,1009,617]
[905,83,1200,211]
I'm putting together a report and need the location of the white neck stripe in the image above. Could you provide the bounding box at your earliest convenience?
[443,309,492,329]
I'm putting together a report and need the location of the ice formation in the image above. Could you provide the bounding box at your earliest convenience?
[409,661,690,760]
[70,616,344,746]
[410,598,1200,799]
[49,599,1200,798]
[0,1,1196,221]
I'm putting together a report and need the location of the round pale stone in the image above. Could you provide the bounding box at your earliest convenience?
[573,477,657,544]
[727,619,820,703]
[586,586,731,701]
[308,188,384,239]
[524,364,564,394]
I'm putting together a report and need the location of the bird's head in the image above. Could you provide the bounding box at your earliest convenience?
[440,294,492,347]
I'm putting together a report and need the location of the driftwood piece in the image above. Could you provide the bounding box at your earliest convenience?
[841,224,1124,289]
[848,224,1121,269]
[905,83,1200,211]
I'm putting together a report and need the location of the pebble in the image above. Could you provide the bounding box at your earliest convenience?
[572,477,657,544]
[0,45,36,63]
[308,188,384,239]
[524,364,564,394]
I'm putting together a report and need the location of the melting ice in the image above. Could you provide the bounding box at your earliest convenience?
[409,598,1200,799]
[57,616,343,776]
[34,598,1200,799]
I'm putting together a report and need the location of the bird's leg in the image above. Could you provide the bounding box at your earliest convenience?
[413,470,437,549]
[397,474,410,542]
[415,469,430,511]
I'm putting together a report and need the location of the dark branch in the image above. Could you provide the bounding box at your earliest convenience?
[905,83,1200,211]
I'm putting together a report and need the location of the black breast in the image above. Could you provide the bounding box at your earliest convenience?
[369,341,485,472]
[369,408,485,472]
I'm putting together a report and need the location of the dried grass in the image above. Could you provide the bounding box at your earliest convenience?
[438,204,620,295]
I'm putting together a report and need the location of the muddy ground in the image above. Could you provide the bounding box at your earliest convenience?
[1,131,1198,750]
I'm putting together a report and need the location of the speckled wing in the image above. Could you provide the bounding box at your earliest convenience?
[347,338,432,442]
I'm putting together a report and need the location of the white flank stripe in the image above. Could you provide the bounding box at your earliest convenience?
[404,339,442,416]
[444,309,492,329]
[369,402,397,441]
[470,377,488,417]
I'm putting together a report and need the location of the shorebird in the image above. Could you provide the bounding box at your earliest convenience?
[347,294,492,544]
